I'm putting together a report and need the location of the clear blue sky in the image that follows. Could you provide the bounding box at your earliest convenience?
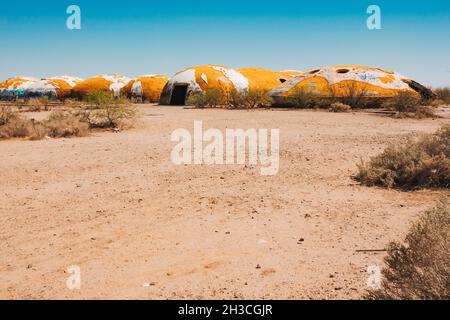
[0,0,449,86]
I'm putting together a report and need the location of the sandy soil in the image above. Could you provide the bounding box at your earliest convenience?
[0,105,449,300]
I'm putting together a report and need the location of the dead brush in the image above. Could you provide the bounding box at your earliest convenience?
[186,89,224,108]
[355,125,450,190]
[0,106,18,126]
[365,199,450,300]
[285,88,318,108]
[44,111,89,138]
[228,89,273,109]
[329,102,352,113]
[434,87,450,105]
[383,91,437,118]
[0,107,89,140]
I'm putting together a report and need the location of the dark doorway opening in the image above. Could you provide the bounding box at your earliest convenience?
[170,85,189,105]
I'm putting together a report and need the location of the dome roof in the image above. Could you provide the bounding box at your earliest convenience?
[0,76,57,97]
[72,74,130,96]
[271,65,433,100]
[45,76,83,97]
[278,70,303,78]
[237,68,294,91]
[160,65,248,105]
[0,76,39,90]
[121,74,168,102]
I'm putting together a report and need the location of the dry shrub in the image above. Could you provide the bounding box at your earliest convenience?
[329,82,370,108]
[434,87,450,105]
[430,99,447,107]
[82,91,137,128]
[0,106,17,126]
[329,102,351,113]
[285,88,318,108]
[0,114,45,140]
[186,89,223,108]
[384,91,437,119]
[413,106,437,119]
[44,111,89,138]
[26,98,44,111]
[366,199,450,300]
[63,98,82,107]
[383,91,421,113]
[26,96,51,111]
[383,91,436,119]
[0,108,88,140]
[228,89,273,109]
[355,125,450,190]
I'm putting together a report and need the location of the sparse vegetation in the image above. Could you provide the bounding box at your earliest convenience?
[44,111,89,138]
[383,91,421,113]
[383,91,437,118]
[82,91,137,128]
[329,82,370,108]
[355,125,450,190]
[434,87,450,105]
[25,97,49,112]
[285,88,318,108]
[365,199,450,300]
[0,92,138,140]
[0,106,17,126]
[329,102,352,113]
[0,107,46,140]
[186,89,223,108]
[228,88,273,109]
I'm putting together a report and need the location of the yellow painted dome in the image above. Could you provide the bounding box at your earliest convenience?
[72,74,130,97]
[121,74,168,102]
[0,76,38,90]
[278,70,303,78]
[0,76,81,98]
[271,65,434,102]
[46,76,83,98]
[237,68,294,91]
[160,65,249,105]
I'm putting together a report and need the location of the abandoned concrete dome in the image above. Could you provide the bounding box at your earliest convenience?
[237,68,297,91]
[72,74,131,97]
[0,76,82,99]
[121,74,169,103]
[159,65,249,105]
[270,65,435,105]
[45,76,83,98]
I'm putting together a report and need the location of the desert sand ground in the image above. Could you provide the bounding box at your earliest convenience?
[0,105,449,300]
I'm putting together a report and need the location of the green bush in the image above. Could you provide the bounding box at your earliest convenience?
[84,90,115,107]
[186,89,223,108]
[365,199,450,300]
[355,125,450,189]
[81,91,137,128]
[228,88,273,109]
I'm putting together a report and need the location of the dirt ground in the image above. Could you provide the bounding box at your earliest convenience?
[0,105,449,300]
